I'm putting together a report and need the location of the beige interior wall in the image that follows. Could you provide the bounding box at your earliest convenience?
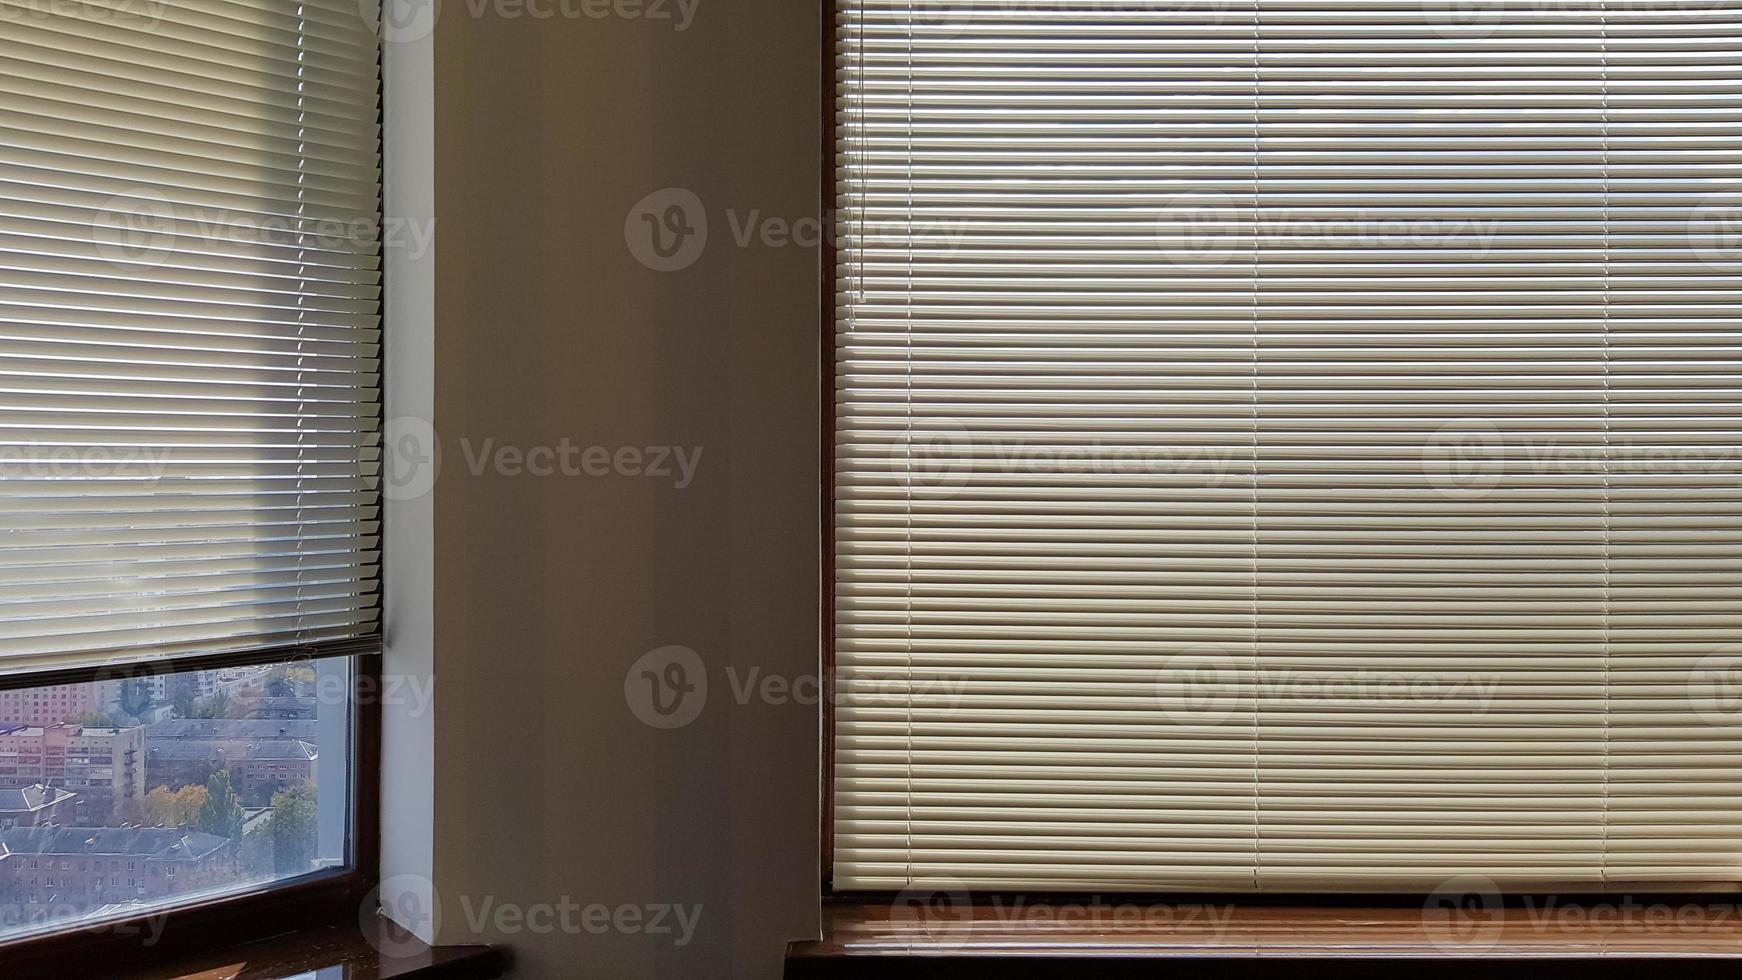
[426,3,822,975]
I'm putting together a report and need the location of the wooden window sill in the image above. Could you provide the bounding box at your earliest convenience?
[788,899,1742,977]
[83,919,507,980]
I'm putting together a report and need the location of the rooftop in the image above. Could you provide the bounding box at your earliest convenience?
[0,827,229,861]
[144,719,316,741]
[255,697,316,712]
[146,739,316,763]
[0,785,75,814]
[0,724,141,740]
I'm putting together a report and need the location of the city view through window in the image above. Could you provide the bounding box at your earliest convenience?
[0,658,350,941]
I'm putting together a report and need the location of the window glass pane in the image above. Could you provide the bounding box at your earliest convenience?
[0,657,350,939]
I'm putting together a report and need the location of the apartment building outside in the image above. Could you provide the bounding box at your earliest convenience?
[144,740,317,808]
[0,786,75,830]
[0,683,118,728]
[0,727,144,826]
[0,827,230,909]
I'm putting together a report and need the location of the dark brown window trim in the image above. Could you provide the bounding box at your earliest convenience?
[0,636,383,695]
[5,871,364,976]
[34,917,506,980]
[790,898,1742,976]
[818,0,839,897]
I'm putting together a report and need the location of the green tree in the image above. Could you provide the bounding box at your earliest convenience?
[267,785,318,874]
[174,689,232,720]
[198,770,244,840]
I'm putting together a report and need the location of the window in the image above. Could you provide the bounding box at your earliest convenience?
[832,0,1742,891]
[0,659,350,944]
[0,0,381,948]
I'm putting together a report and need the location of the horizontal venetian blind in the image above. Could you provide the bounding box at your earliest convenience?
[0,0,383,674]
[833,0,1742,891]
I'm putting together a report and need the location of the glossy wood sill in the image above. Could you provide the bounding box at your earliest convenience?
[95,919,508,980]
[787,899,1742,977]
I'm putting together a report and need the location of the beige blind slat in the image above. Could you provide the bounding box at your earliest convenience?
[834,0,1742,892]
[0,0,384,676]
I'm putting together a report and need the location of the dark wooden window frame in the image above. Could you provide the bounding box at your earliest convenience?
[813,0,1742,918]
[0,640,385,975]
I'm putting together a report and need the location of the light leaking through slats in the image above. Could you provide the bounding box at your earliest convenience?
[0,0,383,674]
[834,0,1742,892]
